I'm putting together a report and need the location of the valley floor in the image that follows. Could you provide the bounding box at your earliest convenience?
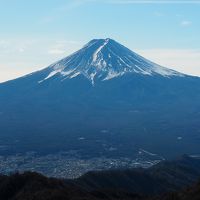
[0,151,161,178]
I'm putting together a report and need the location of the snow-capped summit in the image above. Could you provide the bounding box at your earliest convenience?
[39,38,184,84]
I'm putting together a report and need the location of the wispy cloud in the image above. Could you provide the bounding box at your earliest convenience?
[48,40,80,55]
[181,20,192,27]
[40,16,55,24]
[58,0,89,11]
[0,38,82,83]
[48,49,65,55]
[40,0,95,24]
[107,0,200,4]
[153,12,165,17]
[137,48,200,76]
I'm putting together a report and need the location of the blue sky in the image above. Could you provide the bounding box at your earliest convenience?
[0,0,200,82]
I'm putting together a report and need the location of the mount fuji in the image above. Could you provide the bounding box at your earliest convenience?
[0,38,200,158]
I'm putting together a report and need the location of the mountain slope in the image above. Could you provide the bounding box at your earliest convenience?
[0,39,200,158]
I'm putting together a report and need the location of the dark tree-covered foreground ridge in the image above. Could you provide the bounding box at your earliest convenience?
[1,155,200,200]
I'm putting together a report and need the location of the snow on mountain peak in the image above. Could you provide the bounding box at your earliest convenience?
[92,38,109,63]
[39,38,184,84]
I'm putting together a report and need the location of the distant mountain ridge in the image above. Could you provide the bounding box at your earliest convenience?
[72,155,200,195]
[0,156,200,200]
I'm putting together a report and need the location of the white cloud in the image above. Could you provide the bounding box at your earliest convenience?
[107,0,200,4]
[0,38,200,83]
[154,12,165,17]
[137,49,200,76]
[18,48,25,53]
[48,49,65,55]
[180,20,192,27]
[40,0,97,24]
[48,40,81,55]
[0,38,81,83]
[58,0,94,11]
